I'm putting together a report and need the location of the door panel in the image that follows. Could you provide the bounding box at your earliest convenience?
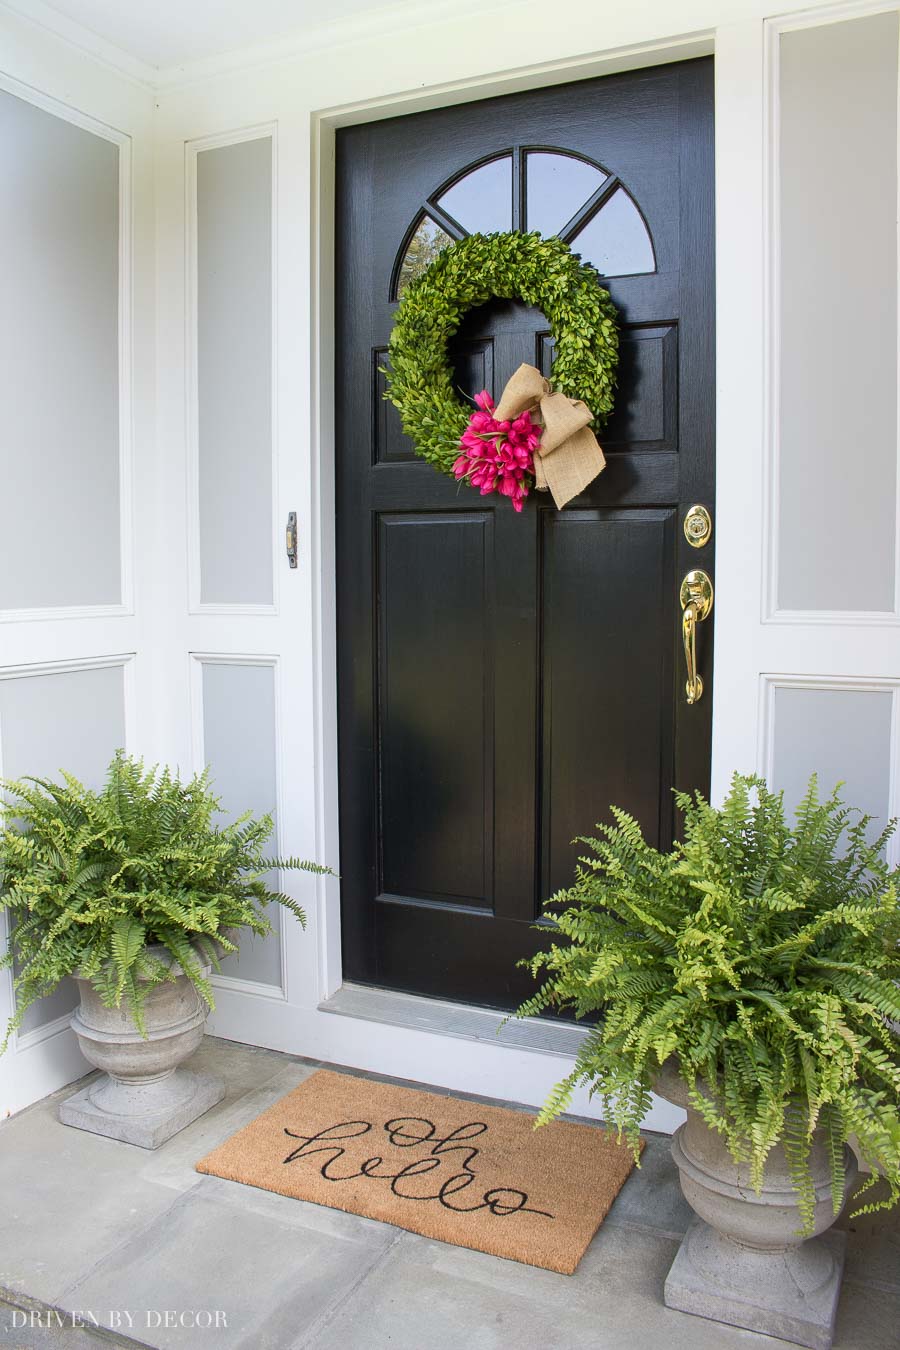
[336,59,715,1008]
[540,509,677,899]
[378,511,494,908]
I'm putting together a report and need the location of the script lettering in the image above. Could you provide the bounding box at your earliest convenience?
[282,1114,553,1220]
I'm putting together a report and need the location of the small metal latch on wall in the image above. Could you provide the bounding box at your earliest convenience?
[285,511,298,568]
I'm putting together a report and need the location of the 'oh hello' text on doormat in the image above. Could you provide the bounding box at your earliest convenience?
[195,1069,642,1273]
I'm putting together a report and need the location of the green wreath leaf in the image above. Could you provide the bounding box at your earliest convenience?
[383,231,620,479]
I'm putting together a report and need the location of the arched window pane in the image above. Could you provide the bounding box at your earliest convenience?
[571,188,655,276]
[435,156,512,234]
[396,215,453,296]
[525,151,607,237]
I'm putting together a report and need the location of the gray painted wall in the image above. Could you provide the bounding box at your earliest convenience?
[771,685,893,846]
[0,664,127,1033]
[197,137,273,607]
[201,661,282,986]
[778,14,898,612]
[0,90,121,611]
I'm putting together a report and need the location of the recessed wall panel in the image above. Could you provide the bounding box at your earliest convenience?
[777,16,898,612]
[0,91,121,610]
[771,685,893,845]
[201,661,281,986]
[196,137,273,606]
[0,664,127,1034]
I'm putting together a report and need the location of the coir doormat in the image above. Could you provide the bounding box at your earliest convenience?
[195,1069,642,1274]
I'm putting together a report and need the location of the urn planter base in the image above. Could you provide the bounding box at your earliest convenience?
[665,1215,846,1350]
[59,1066,224,1149]
[58,944,225,1148]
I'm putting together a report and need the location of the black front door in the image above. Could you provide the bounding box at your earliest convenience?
[336,59,715,1009]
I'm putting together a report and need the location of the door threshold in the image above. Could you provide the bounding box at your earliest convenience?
[318,982,589,1058]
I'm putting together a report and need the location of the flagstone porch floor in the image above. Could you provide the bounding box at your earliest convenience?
[1,1036,898,1350]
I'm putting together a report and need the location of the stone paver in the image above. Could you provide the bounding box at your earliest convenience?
[303,1222,766,1350]
[0,1036,898,1350]
[0,1299,112,1349]
[59,1189,397,1350]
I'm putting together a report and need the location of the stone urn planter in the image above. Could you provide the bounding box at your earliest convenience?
[655,1058,858,1350]
[58,941,226,1149]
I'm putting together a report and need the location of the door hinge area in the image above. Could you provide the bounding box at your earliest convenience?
[285,511,298,569]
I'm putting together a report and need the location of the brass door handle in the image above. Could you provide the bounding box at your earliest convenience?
[680,570,713,705]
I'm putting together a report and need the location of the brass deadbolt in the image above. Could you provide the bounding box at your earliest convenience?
[684,504,712,549]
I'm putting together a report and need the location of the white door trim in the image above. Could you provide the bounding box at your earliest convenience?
[308,33,718,1008]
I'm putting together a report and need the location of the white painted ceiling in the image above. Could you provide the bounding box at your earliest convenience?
[9,0,409,71]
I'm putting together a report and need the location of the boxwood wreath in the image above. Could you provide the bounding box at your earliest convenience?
[384,231,619,510]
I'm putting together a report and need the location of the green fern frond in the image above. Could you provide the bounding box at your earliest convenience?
[513,771,900,1234]
[0,753,332,1045]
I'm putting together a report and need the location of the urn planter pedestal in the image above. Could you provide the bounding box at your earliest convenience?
[58,943,224,1149]
[656,1060,857,1350]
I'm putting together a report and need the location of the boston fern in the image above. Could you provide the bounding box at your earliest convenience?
[0,752,330,1048]
[517,774,900,1232]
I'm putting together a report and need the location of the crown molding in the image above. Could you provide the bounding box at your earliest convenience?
[151,0,528,90]
[1,0,158,87]
[2,0,529,94]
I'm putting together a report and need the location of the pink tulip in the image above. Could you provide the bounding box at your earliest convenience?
[454,390,539,512]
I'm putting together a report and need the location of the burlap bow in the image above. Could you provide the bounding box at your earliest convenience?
[494,363,606,509]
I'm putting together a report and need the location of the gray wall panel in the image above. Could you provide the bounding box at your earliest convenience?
[0,90,121,610]
[771,685,893,846]
[778,16,898,612]
[0,664,127,1034]
[197,137,273,607]
[201,661,282,986]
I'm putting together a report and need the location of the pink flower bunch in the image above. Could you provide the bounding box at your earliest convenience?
[453,390,540,512]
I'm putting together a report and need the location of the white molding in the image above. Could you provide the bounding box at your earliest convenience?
[5,0,895,97]
[0,68,135,624]
[154,0,535,91]
[209,974,287,1002]
[761,7,900,625]
[14,1009,76,1052]
[2,0,532,92]
[309,34,714,129]
[184,124,279,619]
[0,603,133,626]
[0,652,136,680]
[187,648,280,771]
[0,691,16,1057]
[0,0,157,88]
[188,651,287,998]
[891,680,900,867]
[188,602,279,618]
[0,64,130,141]
[773,0,900,33]
[310,113,341,1003]
[764,608,900,627]
[0,652,138,792]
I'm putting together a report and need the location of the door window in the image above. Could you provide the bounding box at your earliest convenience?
[393,147,655,297]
